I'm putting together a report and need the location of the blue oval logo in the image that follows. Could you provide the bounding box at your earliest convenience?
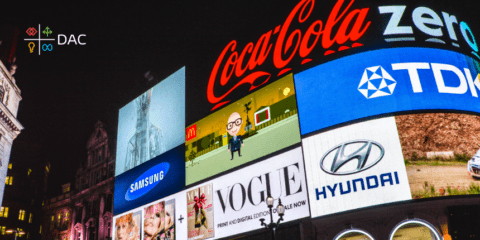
[125,162,170,201]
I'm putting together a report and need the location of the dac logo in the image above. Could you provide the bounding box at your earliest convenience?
[358,66,397,99]
[23,24,87,55]
[320,140,384,175]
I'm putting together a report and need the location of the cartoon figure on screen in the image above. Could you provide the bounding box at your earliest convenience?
[194,192,209,235]
[144,202,165,240]
[116,213,140,240]
[124,89,165,172]
[227,112,244,160]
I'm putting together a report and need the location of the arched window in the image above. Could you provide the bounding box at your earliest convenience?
[334,229,375,240]
[390,219,442,240]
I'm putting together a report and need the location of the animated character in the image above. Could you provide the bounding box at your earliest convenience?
[227,112,244,160]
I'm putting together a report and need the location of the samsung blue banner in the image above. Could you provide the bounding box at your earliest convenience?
[113,144,185,215]
[294,47,480,135]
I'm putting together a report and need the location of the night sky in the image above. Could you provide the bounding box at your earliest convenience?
[3,0,479,197]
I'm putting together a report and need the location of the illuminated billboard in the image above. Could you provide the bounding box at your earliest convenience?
[303,117,411,217]
[116,67,185,176]
[294,47,480,216]
[113,190,188,240]
[185,74,301,185]
[113,147,309,239]
[114,145,185,215]
[185,146,310,239]
[294,47,480,135]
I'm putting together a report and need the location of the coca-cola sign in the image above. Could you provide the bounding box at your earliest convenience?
[207,0,371,110]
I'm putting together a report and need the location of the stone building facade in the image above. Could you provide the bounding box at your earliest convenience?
[42,121,114,240]
[0,47,23,207]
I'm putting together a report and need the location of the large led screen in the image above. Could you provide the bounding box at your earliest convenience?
[303,117,412,218]
[185,74,301,185]
[113,190,187,240]
[116,67,185,176]
[185,146,310,239]
[294,47,480,135]
[114,145,185,215]
[294,47,480,217]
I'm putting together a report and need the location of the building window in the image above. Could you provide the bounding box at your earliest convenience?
[57,213,61,227]
[17,228,23,237]
[39,225,42,234]
[8,163,12,169]
[64,211,69,222]
[29,213,33,223]
[50,215,54,230]
[27,169,32,176]
[18,210,25,220]
[1,226,5,235]
[0,207,8,218]
[5,176,12,185]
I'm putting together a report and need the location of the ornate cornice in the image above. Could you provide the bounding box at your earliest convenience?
[0,101,23,134]
[0,60,21,97]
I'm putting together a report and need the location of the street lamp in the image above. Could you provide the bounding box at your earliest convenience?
[259,196,285,240]
[6,229,25,240]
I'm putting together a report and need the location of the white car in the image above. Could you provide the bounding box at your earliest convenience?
[467,149,480,178]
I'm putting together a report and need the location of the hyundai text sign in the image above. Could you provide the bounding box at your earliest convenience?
[321,140,384,175]
[114,145,185,215]
[302,117,411,217]
[294,47,480,135]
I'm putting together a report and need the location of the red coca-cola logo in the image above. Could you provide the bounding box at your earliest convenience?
[207,0,371,111]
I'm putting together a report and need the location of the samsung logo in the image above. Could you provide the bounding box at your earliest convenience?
[125,162,170,201]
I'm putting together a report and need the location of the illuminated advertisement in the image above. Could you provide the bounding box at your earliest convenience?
[113,191,187,240]
[185,74,301,185]
[303,117,411,217]
[294,47,480,135]
[187,184,214,240]
[209,147,309,238]
[114,145,185,215]
[184,147,310,239]
[295,47,480,212]
[397,113,480,199]
[115,210,142,240]
[144,199,176,240]
[187,0,479,121]
[116,67,185,176]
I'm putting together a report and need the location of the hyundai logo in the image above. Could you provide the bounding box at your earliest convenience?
[320,140,384,175]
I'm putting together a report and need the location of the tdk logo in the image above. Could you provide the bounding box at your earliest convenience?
[358,66,397,99]
[359,63,480,99]
[320,140,384,175]
[316,140,400,200]
[125,162,170,201]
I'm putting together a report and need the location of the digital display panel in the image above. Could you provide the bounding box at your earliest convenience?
[303,117,411,218]
[114,145,185,215]
[114,210,142,240]
[294,47,480,217]
[116,67,185,176]
[113,190,187,240]
[184,146,310,239]
[185,74,301,185]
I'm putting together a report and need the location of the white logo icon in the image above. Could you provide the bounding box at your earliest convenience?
[358,66,397,99]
